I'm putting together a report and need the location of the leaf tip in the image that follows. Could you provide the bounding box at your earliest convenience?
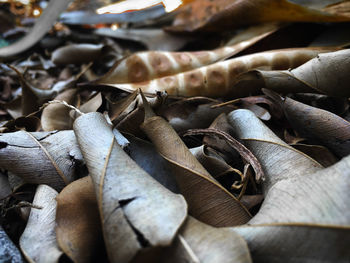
[262,88,285,105]
[139,89,156,121]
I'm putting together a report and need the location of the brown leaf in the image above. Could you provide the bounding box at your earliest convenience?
[115,93,165,137]
[108,90,138,121]
[240,195,264,211]
[267,93,350,157]
[41,89,78,131]
[73,112,187,262]
[56,176,104,263]
[70,92,103,120]
[323,1,350,18]
[202,113,241,162]
[244,49,350,97]
[242,103,271,121]
[184,129,265,182]
[190,145,242,180]
[8,66,39,116]
[7,65,59,116]
[79,92,103,113]
[141,95,251,227]
[167,0,350,33]
[292,143,339,167]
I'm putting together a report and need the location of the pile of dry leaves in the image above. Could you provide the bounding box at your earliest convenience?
[0,0,350,262]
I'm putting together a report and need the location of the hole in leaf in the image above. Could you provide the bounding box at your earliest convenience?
[0,141,8,149]
[119,197,136,208]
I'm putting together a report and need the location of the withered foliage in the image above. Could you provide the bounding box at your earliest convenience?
[0,0,350,262]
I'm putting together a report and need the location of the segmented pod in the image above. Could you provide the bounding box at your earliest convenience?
[102,47,338,97]
[96,31,273,84]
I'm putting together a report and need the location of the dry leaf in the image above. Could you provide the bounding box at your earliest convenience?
[56,176,104,263]
[126,134,179,193]
[7,172,26,192]
[185,128,265,182]
[73,112,187,262]
[94,28,189,51]
[227,109,323,192]
[247,154,350,225]
[2,97,22,119]
[291,93,349,116]
[0,130,83,191]
[41,89,78,131]
[190,145,241,180]
[228,109,350,225]
[8,65,59,115]
[0,172,11,199]
[232,224,350,263]
[114,93,165,137]
[267,93,350,157]
[0,226,24,263]
[79,92,103,113]
[1,116,41,132]
[8,66,40,116]
[202,113,241,162]
[141,95,251,227]
[51,44,104,65]
[167,0,350,33]
[70,92,103,120]
[161,97,232,132]
[0,0,73,59]
[240,195,264,211]
[61,5,169,25]
[20,185,62,263]
[292,143,338,167]
[242,49,350,97]
[242,104,271,121]
[165,216,252,263]
[108,90,138,122]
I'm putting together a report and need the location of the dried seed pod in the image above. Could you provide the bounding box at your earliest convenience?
[96,30,274,84]
[104,47,336,97]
